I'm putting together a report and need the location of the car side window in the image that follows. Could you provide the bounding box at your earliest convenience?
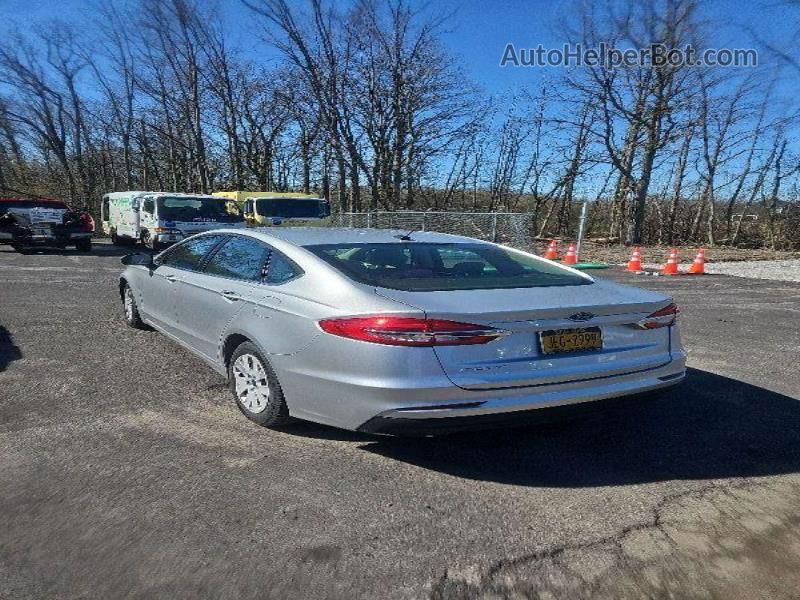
[142,198,155,214]
[204,236,270,282]
[160,235,225,272]
[266,251,303,284]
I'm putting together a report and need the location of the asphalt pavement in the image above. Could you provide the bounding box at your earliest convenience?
[1,240,800,599]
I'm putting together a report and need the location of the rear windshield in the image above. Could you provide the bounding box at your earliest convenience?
[304,242,592,291]
[255,198,330,219]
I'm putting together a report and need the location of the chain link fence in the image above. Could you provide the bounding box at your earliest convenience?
[331,211,535,249]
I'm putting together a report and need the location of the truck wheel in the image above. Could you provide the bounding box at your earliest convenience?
[122,283,147,330]
[228,342,293,428]
[142,231,161,252]
[75,239,92,252]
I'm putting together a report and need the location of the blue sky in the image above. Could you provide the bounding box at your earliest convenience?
[2,0,797,196]
[3,0,796,97]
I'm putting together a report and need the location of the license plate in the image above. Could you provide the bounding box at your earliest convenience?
[539,327,602,355]
[31,226,51,237]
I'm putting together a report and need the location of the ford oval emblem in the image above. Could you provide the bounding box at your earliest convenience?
[568,312,595,322]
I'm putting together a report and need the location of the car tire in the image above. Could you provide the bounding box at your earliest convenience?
[75,238,92,252]
[122,283,147,330]
[228,342,293,428]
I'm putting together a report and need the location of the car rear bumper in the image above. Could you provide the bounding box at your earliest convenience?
[0,229,92,244]
[275,341,687,433]
[357,368,685,435]
[357,379,682,435]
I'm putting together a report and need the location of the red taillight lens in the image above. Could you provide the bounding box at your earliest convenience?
[79,213,95,232]
[318,316,508,346]
[636,303,679,329]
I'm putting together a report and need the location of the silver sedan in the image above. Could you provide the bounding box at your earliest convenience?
[119,228,686,434]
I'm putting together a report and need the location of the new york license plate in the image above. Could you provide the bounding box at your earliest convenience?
[539,327,602,355]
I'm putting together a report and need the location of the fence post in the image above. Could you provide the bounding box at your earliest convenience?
[367,212,372,229]
[491,213,498,242]
[421,213,426,231]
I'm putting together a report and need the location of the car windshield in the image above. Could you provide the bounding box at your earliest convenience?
[255,198,329,219]
[0,200,69,214]
[156,197,242,222]
[304,242,592,291]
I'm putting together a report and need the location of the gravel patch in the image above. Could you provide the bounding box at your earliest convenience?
[703,259,800,282]
[630,259,800,282]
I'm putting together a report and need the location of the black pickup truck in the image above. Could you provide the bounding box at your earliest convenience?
[0,197,95,251]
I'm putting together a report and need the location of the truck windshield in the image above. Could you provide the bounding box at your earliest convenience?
[156,197,242,223]
[255,198,329,219]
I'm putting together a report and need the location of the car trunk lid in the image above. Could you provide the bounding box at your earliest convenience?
[375,279,674,389]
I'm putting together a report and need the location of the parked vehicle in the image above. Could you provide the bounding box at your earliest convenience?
[212,191,331,227]
[101,191,246,251]
[0,197,94,251]
[119,228,686,435]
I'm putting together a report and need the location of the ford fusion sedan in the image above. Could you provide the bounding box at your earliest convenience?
[119,228,686,434]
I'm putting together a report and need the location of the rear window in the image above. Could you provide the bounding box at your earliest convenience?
[304,243,592,291]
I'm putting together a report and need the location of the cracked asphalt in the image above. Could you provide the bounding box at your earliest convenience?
[1,240,800,599]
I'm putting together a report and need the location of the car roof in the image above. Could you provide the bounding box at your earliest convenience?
[0,197,66,204]
[226,227,483,246]
[103,191,224,199]
[249,193,324,200]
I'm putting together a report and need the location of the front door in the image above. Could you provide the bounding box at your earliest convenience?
[144,234,227,339]
[171,235,272,359]
[141,264,183,337]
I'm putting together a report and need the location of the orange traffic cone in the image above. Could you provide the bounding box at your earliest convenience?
[543,240,559,260]
[687,248,706,275]
[659,248,681,276]
[562,243,578,265]
[625,246,644,272]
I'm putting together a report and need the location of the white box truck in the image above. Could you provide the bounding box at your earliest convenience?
[101,192,246,250]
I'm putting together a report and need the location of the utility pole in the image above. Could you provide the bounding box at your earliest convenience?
[576,200,589,258]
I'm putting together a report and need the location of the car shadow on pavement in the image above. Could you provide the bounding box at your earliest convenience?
[0,326,22,371]
[357,368,800,487]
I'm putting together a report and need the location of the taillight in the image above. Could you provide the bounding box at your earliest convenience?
[635,303,679,329]
[318,316,508,346]
[79,213,95,232]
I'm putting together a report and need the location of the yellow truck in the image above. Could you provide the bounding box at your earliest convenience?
[212,191,331,227]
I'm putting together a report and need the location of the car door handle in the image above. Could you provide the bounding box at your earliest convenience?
[220,290,242,302]
[164,274,179,283]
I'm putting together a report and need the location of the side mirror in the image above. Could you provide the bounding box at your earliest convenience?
[121,252,155,268]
